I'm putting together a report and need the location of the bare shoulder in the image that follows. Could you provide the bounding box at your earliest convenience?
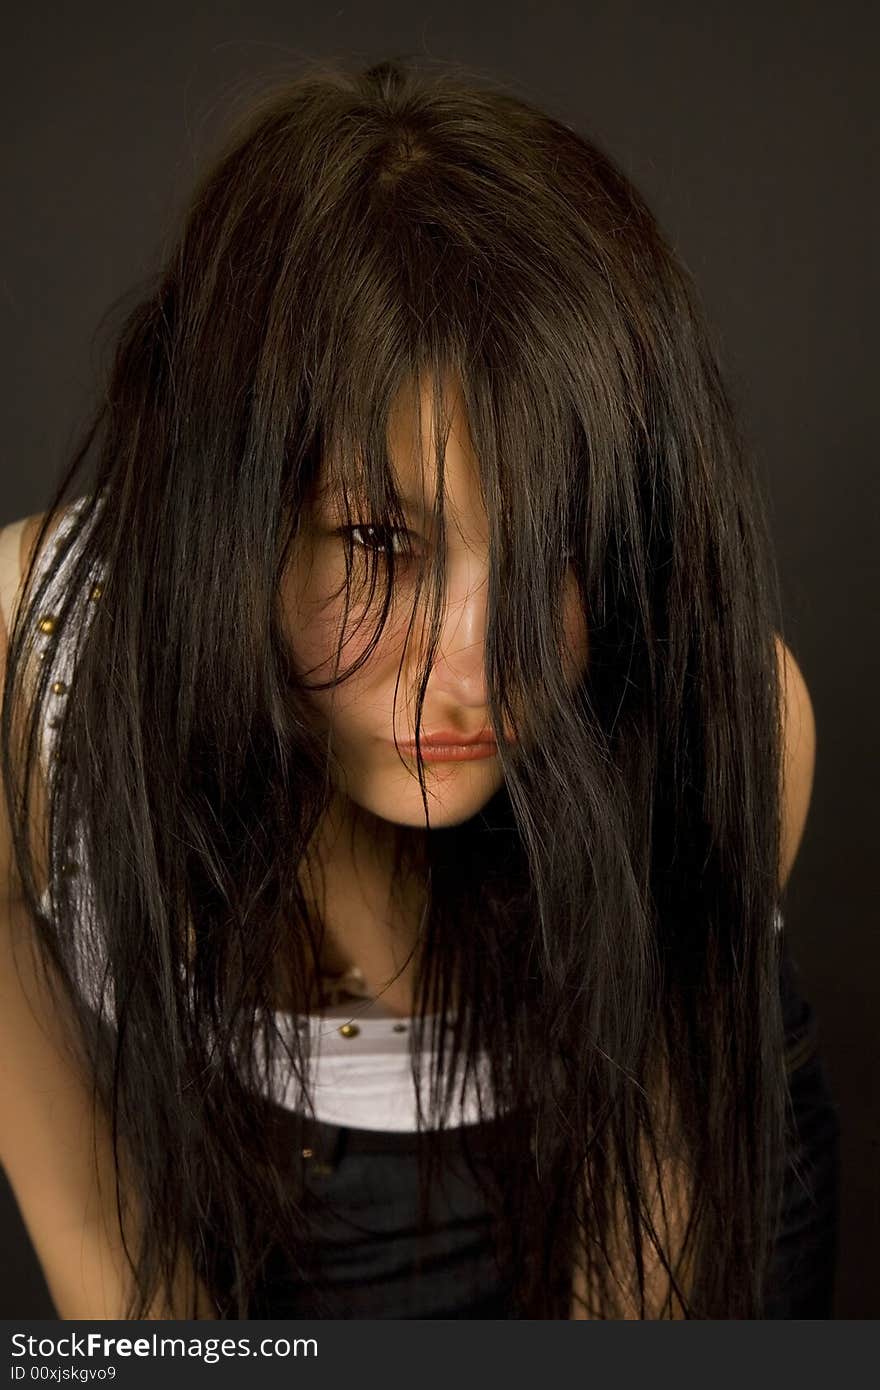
[0,508,70,631]
[14,507,69,576]
[774,633,817,891]
[0,507,70,899]
[0,503,74,673]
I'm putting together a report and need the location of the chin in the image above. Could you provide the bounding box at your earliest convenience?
[350,770,503,830]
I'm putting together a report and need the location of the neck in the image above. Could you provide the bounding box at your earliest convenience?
[287,793,429,1014]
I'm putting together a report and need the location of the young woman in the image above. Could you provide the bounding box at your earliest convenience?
[0,57,840,1320]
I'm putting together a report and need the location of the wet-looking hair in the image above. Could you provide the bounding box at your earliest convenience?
[3,56,788,1318]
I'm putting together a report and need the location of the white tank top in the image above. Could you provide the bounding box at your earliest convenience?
[263,998,497,1130]
[4,496,497,1131]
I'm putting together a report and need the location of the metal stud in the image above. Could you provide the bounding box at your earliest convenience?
[301,1147,314,1159]
[38,615,56,635]
[51,680,67,696]
[89,584,103,601]
[338,1022,360,1038]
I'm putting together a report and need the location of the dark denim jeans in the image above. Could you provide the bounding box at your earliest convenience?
[249,1110,517,1318]
[247,944,841,1319]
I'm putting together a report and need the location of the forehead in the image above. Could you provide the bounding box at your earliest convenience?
[319,372,487,526]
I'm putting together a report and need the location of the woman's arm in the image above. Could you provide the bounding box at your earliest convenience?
[570,632,818,1318]
[568,1058,694,1320]
[0,514,215,1319]
[0,897,215,1319]
[774,633,817,892]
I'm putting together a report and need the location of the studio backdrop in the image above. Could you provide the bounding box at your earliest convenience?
[1,0,876,1320]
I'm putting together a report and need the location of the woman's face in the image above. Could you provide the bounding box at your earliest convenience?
[279,375,589,830]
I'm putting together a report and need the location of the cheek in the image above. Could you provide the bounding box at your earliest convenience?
[279,550,411,687]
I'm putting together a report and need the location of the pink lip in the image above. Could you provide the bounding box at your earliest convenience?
[394,741,499,762]
[393,727,513,762]
[413,728,496,746]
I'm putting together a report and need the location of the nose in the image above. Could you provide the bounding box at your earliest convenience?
[418,549,490,709]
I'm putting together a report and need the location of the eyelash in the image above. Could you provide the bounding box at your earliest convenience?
[337,524,417,560]
[336,527,578,568]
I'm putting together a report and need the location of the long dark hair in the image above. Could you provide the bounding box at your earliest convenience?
[2,56,789,1318]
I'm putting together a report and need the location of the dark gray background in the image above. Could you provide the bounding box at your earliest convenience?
[1,1,876,1319]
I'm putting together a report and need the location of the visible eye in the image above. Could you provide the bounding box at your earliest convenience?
[339,524,417,561]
